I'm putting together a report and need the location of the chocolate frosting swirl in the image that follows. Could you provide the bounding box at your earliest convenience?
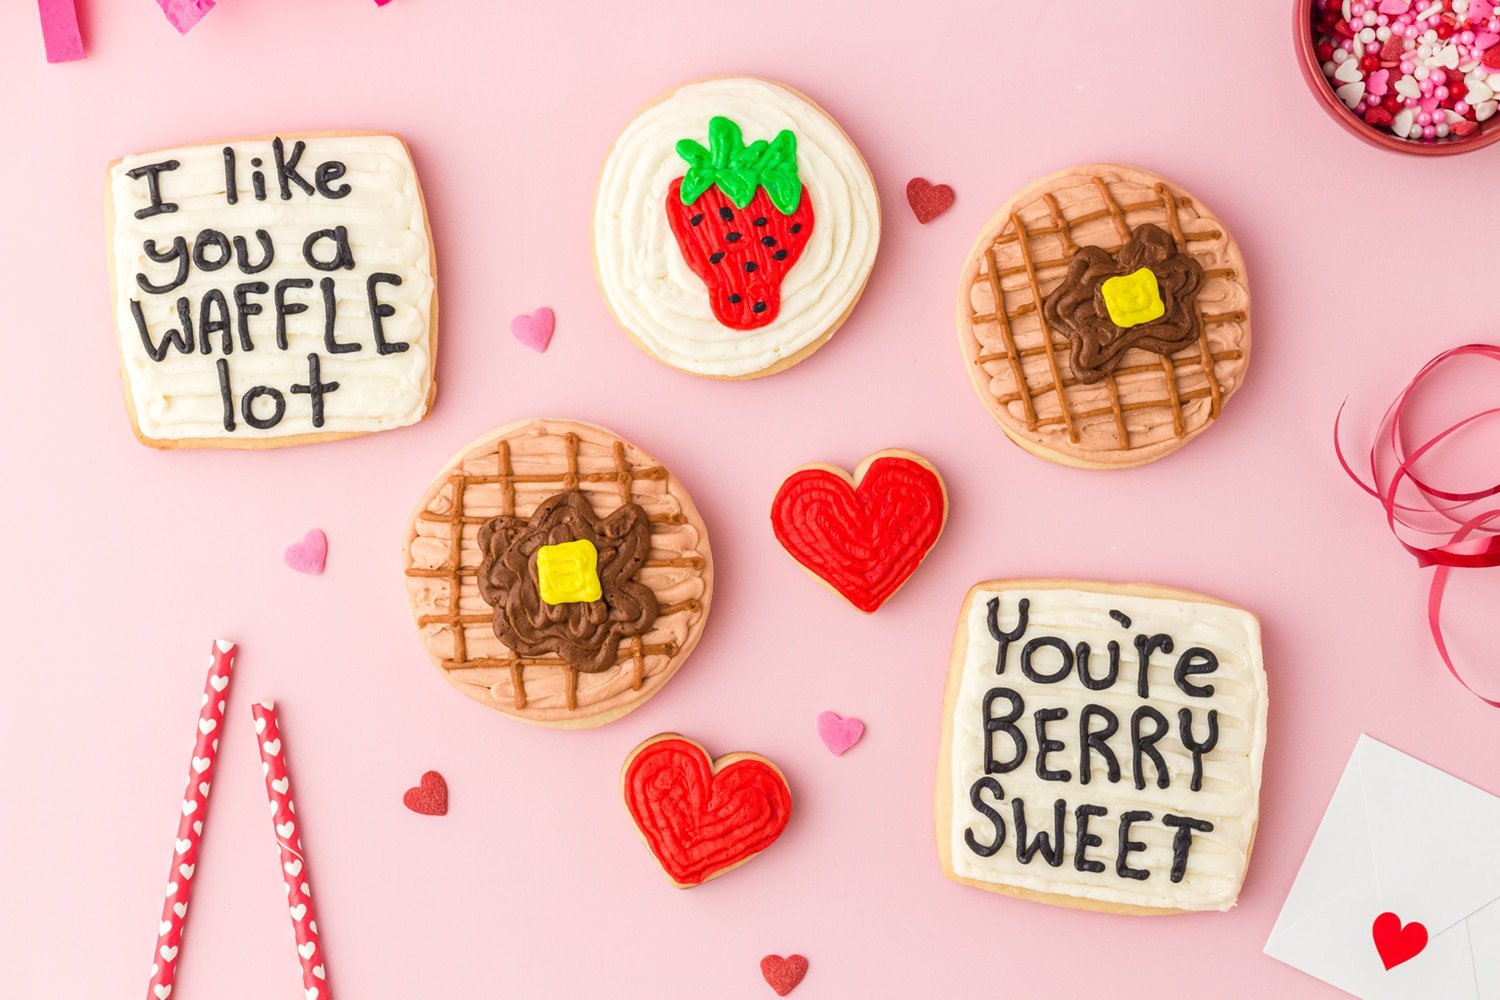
[1042,224,1204,384]
[476,489,659,674]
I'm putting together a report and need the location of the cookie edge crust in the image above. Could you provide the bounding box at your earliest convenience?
[934,577,1265,915]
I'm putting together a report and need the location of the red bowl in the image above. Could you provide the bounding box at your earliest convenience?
[1294,0,1500,155]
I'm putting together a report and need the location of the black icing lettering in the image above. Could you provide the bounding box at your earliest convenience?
[1178,709,1220,793]
[1012,798,1066,868]
[1075,641,1121,691]
[981,687,1026,774]
[131,297,194,361]
[315,160,351,199]
[136,237,189,294]
[192,229,233,272]
[1131,706,1171,791]
[1116,811,1153,881]
[367,272,408,354]
[1021,636,1073,684]
[302,226,355,271]
[251,161,267,202]
[216,358,235,432]
[1110,610,1132,629]
[1162,814,1214,883]
[1073,804,1108,874]
[1174,647,1219,698]
[274,278,313,351]
[1032,708,1071,782]
[198,288,233,355]
[1079,704,1120,785]
[273,137,315,199]
[986,596,1029,675]
[125,159,180,219]
[232,281,267,352]
[320,277,359,354]
[241,385,286,429]
[233,231,274,274]
[290,353,340,428]
[963,777,1006,858]
[1133,633,1174,699]
[223,146,237,205]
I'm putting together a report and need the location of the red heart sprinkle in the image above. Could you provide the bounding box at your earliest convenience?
[760,955,809,996]
[1372,911,1428,971]
[1485,47,1500,69]
[1364,107,1394,126]
[402,770,448,816]
[906,177,955,224]
[1380,36,1406,61]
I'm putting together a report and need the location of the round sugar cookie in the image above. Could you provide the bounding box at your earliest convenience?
[956,164,1251,469]
[402,419,713,728]
[594,76,881,379]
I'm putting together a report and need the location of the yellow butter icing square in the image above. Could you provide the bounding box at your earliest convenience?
[1100,268,1166,328]
[536,539,602,605]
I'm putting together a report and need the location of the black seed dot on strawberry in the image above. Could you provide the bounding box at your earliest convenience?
[725,232,742,243]
[790,223,803,234]
[745,261,758,273]
[773,249,788,261]
[753,301,767,313]
[729,294,742,304]
[709,251,725,264]
[754,217,768,227]
[719,207,734,222]
[761,237,777,247]
[690,214,703,227]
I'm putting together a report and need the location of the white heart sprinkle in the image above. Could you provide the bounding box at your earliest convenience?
[1334,58,1363,84]
[277,821,296,838]
[1393,108,1416,137]
[1395,75,1422,100]
[1479,99,1498,121]
[263,739,281,756]
[1434,43,1460,69]
[179,864,195,880]
[160,945,178,961]
[272,777,289,794]
[191,757,210,774]
[290,903,307,921]
[210,674,229,691]
[284,859,303,877]
[198,719,216,735]
[1336,81,1365,107]
[181,800,197,816]
[175,839,192,855]
[1469,80,1496,103]
[298,941,317,960]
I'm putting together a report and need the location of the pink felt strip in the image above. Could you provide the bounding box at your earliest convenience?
[37,0,84,62]
[156,0,214,34]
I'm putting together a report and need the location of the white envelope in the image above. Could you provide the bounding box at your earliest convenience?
[1265,735,1500,999]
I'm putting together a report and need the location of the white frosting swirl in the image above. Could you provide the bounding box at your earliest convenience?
[593,78,880,378]
[109,133,434,443]
[946,584,1267,911]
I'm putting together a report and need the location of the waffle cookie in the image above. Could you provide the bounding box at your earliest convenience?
[402,419,712,728]
[594,76,881,379]
[936,579,1267,914]
[957,164,1251,469]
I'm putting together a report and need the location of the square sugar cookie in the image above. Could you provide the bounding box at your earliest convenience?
[106,131,437,448]
[937,579,1267,914]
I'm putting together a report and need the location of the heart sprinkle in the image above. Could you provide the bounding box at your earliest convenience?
[816,711,865,755]
[905,177,955,223]
[283,529,328,575]
[510,307,555,353]
[402,770,449,816]
[760,955,810,996]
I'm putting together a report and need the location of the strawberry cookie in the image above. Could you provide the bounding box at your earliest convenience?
[594,77,881,379]
[957,164,1251,468]
[402,419,713,728]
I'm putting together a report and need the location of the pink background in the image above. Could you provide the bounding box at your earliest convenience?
[4,2,1500,997]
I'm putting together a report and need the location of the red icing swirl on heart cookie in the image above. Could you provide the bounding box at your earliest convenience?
[622,736,792,887]
[770,454,946,613]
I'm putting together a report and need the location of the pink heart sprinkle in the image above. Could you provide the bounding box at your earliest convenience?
[1419,96,1441,114]
[816,711,865,756]
[1378,0,1411,13]
[283,529,328,575]
[1477,32,1500,49]
[510,307,555,353]
[1366,69,1390,98]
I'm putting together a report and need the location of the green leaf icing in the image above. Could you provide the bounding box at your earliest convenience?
[675,116,803,214]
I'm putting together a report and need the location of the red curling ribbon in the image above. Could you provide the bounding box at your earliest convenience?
[1335,344,1500,706]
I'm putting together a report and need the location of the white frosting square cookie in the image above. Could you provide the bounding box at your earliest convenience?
[106,131,437,448]
[937,579,1267,914]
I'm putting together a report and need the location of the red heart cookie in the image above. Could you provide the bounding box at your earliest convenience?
[402,770,448,816]
[1372,911,1428,971]
[770,451,947,613]
[760,954,809,996]
[622,734,792,888]
[906,177,955,223]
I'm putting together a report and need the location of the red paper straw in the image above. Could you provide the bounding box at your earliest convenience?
[251,702,331,999]
[146,640,238,1000]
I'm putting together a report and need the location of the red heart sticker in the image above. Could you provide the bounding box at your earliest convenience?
[623,735,792,888]
[906,177,955,224]
[1372,911,1428,971]
[403,770,448,816]
[760,954,809,995]
[771,452,947,613]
